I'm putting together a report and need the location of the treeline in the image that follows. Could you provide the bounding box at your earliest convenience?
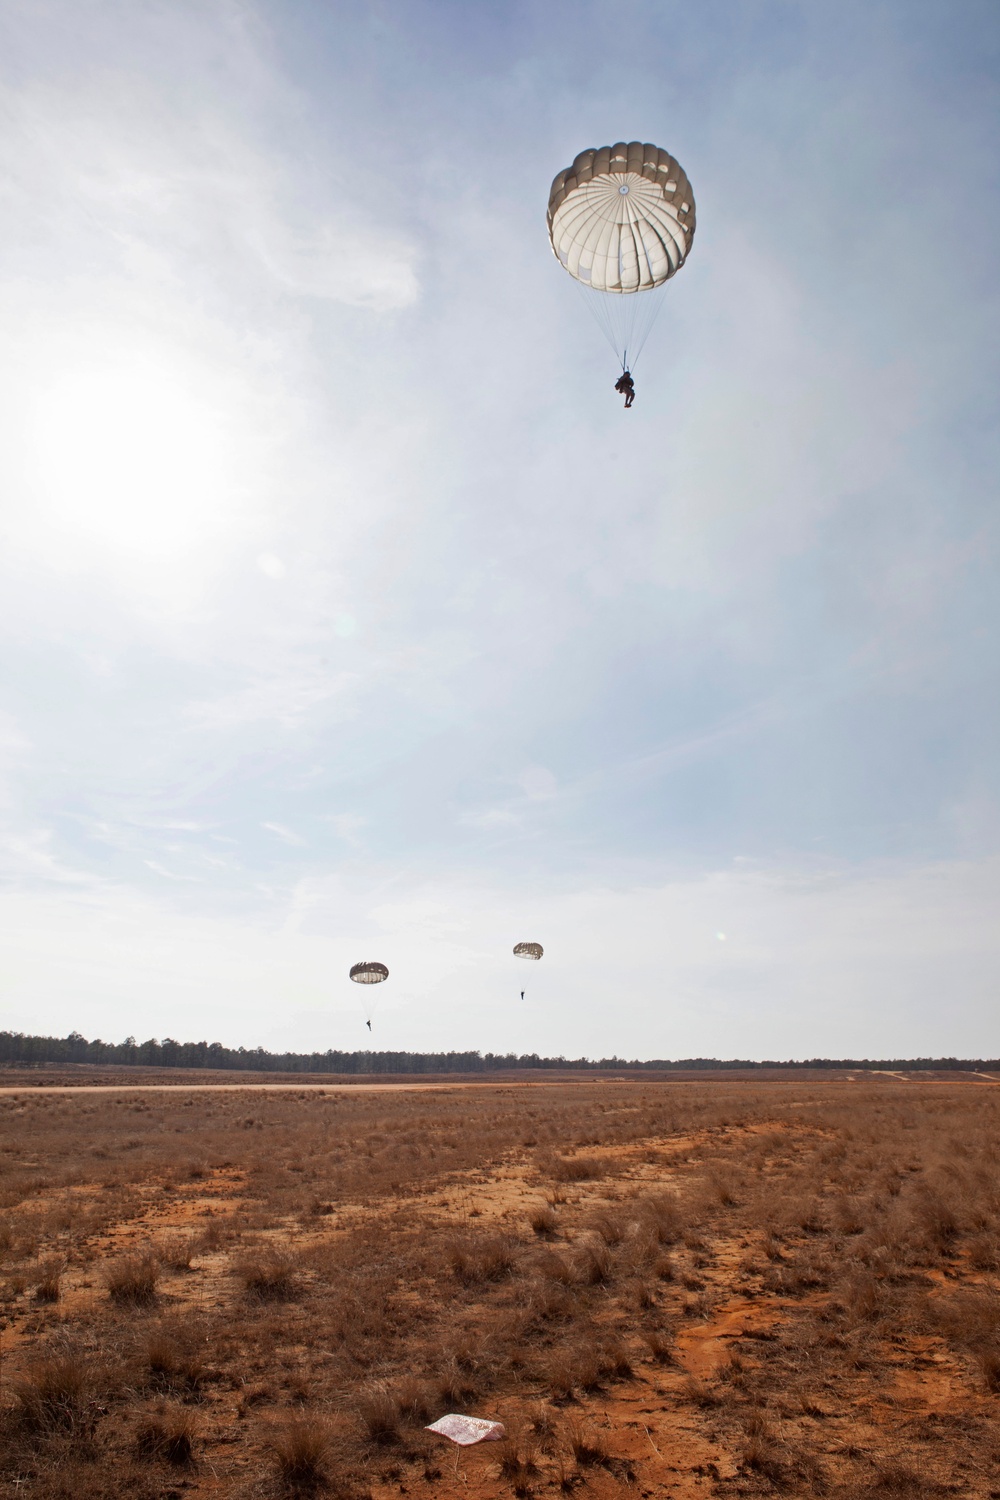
[0,1031,994,1075]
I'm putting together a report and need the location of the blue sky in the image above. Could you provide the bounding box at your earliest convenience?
[0,0,997,1060]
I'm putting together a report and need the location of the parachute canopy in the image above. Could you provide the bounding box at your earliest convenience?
[513,942,543,961]
[547,141,695,370]
[350,961,388,984]
[547,142,695,294]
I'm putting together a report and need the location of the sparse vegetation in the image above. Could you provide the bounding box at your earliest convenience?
[1,1072,999,1495]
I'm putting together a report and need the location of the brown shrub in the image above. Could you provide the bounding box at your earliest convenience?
[134,1409,196,1464]
[530,1206,558,1238]
[265,1416,333,1490]
[105,1253,160,1307]
[525,1277,573,1325]
[641,1329,674,1364]
[979,1346,1000,1392]
[639,1193,684,1244]
[653,1250,674,1280]
[11,1354,90,1432]
[145,1330,207,1394]
[536,1249,574,1284]
[681,1375,722,1407]
[869,1458,935,1493]
[911,1188,960,1251]
[497,1426,540,1495]
[434,1357,481,1407]
[967,1232,1000,1270]
[832,1196,868,1235]
[708,1168,741,1206]
[590,1210,628,1246]
[573,1242,613,1285]
[838,1269,885,1325]
[601,1339,634,1379]
[543,1346,590,1401]
[566,1421,610,1467]
[542,1337,631,1399]
[448,1234,518,1285]
[158,1233,199,1270]
[357,1385,401,1446]
[34,1256,62,1303]
[626,1276,658,1309]
[741,1434,784,1482]
[235,1249,297,1301]
[394,1375,436,1424]
[549,1156,608,1182]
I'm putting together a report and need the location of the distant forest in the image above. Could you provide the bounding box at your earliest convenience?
[0,1031,993,1074]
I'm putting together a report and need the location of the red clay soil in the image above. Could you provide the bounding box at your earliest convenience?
[2,1079,999,1498]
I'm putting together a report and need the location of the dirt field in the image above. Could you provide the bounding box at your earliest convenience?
[1,1074,998,1498]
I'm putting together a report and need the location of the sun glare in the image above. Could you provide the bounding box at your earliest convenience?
[30,361,235,561]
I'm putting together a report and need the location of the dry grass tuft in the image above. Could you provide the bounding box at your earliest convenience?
[640,1192,684,1245]
[448,1234,518,1285]
[530,1206,558,1238]
[590,1210,628,1246]
[235,1248,298,1300]
[681,1374,722,1408]
[549,1155,607,1182]
[869,1458,935,1493]
[497,1425,541,1495]
[33,1256,62,1303]
[641,1328,674,1364]
[265,1416,334,1491]
[740,1434,784,1482]
[134,1409,196,1464]
[566,1421,611,1468]
[158,1232,199,1270]
[145,1330,207,1394]
[394,1374,437,1424]
[979,1345,1000,1392]
[572,1242,613,1285]
[356,1385,401,1446]
[11,1354,90,1432]
[105,1252,160,1307]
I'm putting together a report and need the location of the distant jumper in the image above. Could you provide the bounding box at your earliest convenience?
[615,370,635,408]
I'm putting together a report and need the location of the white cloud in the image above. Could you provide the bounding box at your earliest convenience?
[518,766,558,800]
[248,220,419,312]
[262,822,306,846]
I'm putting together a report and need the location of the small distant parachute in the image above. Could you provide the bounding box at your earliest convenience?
[350,960,388,1031]
[513,941,542,1001]
[547,141,695,373]
[349,961,389,984]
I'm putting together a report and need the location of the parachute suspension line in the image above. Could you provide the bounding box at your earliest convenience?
[574,281,670,374]
[574,280,626,367]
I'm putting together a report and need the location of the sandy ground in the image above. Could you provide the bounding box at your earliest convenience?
[3,1077,998,1497]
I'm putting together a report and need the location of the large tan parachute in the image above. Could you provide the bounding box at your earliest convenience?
[513,942,543,961]
[547,141,695,370]
[547,142,695,293]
